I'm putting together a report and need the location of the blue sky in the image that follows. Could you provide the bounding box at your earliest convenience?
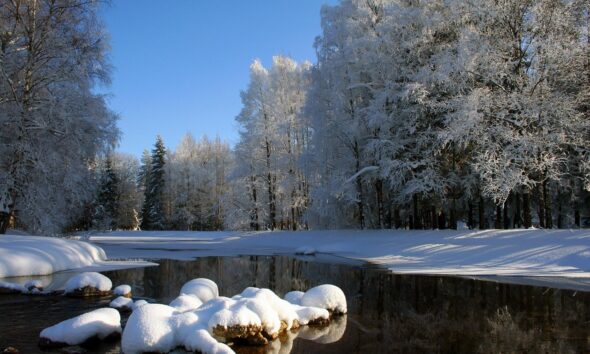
[100,1,337,157]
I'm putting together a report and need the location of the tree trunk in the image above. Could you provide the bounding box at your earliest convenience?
[376,179,384,229]
[393,208,401,229]
[0,212,10,234]
[478,196,485,230]
[514,193,522,228]
[413,194,421,229]
[503,198,510,229]
[537,185,545,228]
[449,198,457,230]
[468,202,474,229]
[495,205,503,229]
[523,192,532,228]
[543,180,552,229]
[575,208,581,228]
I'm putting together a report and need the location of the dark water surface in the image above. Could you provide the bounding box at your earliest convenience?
[1,255,590,353]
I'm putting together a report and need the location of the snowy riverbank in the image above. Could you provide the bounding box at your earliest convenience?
[87,229,590,278]
[0,235,155,278]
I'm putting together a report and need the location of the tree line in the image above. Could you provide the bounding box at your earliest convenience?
[1,0,589,234]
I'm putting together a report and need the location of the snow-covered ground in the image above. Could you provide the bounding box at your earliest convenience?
[0,235,155,279]
[87,229,590,278]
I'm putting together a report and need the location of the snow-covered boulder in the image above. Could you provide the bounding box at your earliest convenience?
[113,284,132,297]
[295,246,316,255]
[0,281,26,294]
[64,272,112,297]
[132,299,148,310]
[25,280,44,293]
[300,284,347,315]
[284,290,304,305]
[39,308,121,348]
[110,296,134,312]
[169,294,203,313]
[208,307,265,345]
[121,304,177,354]
[292,304,330,326]
[179,278,218,303]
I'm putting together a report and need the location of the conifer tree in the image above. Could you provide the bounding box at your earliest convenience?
[94,156,119,229]
[141,136,167,230]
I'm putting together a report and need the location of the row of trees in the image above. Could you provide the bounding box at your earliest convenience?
[91,134,231,231]
[230,0,590,230]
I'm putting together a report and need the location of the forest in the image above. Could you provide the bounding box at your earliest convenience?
[1,0,589,234]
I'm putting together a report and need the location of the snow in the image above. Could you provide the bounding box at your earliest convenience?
[110,296,134,310]
[121,304,177,354]
[295,246,316,255]
[133,300,148,309]
[0,235,155,279]
[0,280,25,293]
[0,235,107,278]
[64,272,112,293]
[208,307,261,330]
[180,278,219,303]
[121,284,346,354]
[89,229,590,278]
[284,290,304,305]
[114,284,132,296]
[40,308,121,346]
[300,285,347,314]
[169,294,203,313]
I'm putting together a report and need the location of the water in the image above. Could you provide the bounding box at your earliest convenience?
[1,255,590,353]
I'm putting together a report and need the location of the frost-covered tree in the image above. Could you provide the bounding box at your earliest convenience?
[227,56,311,230]
[0,0,119,234]
[141,136,166,230]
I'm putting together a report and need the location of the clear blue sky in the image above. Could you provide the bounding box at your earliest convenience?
[100,1,337,157]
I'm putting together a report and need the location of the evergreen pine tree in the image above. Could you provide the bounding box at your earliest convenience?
[141,136,166,230]
[94,155,119,229]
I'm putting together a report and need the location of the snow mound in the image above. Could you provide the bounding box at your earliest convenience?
[0,280,26,293]
[180,278,219,303]
[284,290,304,305]
[301,284,347,314]
[122,304,177,354]
[170,294,203,313]
[40,308,121,346]
[133,300,148,309]
[110,296,134,311]
[64,272,112,293]
[121,283,347,353]
[114,284,132,296]
[0,235,107,277]
[295,246,316,255]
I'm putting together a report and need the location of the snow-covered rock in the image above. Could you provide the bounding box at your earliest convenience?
[284,290,304,305]
[169,294,203,313]
[121,304,177,354]
[113,284,132,297]
[24,280,44,293]
[300,284,347,315]
[39,308,121,348]
[0,280,26,294]
[295,246,316,255]
[133,299,148,309]
[179,278,218,303]
[110,296,134,312]
[0,235,107,278]
[292,304,330,326]
[64,272,112,297]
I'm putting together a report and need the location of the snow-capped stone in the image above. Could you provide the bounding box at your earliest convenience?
[179,278,218,303]
[113,284,132,297]
[169,294,203,313]
[121,304,177,354]
[133,299,148,310]
[300,284,347,314]
[292,304,330,325]
[39,308,121,347]
[24,280,44,292]
[295,246,316,255]
[284,290,304,305]
[64,272,112,297]
[110,296,134,312]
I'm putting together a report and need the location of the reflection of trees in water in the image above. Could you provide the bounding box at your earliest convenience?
[104,256,590,353]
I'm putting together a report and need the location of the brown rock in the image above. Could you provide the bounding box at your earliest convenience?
[65,286,112,298]
[1,347,19,353]
[212,324,268,345]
